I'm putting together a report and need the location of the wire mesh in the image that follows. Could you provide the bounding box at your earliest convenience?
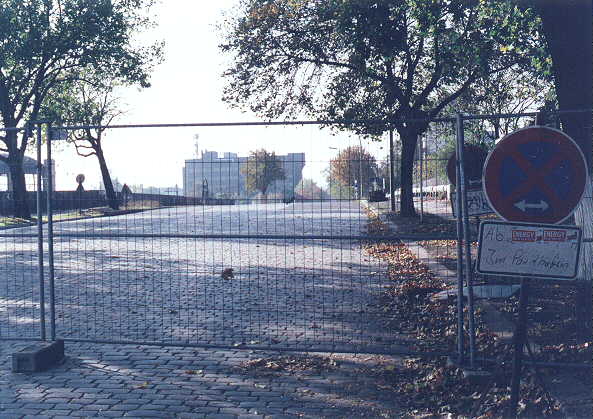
[0,126,45,340]
[39,122,423,354]
[0,112,590,361]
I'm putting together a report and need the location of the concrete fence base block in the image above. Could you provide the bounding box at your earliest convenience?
[11,340,65,373]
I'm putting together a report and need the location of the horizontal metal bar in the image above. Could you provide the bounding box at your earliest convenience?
[0,232,458,241]
[461,109,592,121]
[0,126,27,132]
[60,337,450,358]
[0,337,45,342]
[41,108,593,131]
[0,232,585,242]
[49,117,454,131]
[56,307,398,316]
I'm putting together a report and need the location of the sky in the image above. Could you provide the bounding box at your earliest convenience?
[47,0,388,192]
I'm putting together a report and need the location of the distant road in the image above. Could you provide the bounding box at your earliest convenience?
[1,201,409,353]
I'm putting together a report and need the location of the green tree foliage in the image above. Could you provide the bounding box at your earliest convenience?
[241,149,286,200]
[0,0,162,218]
[328,146,377,199]
[220,0,545,215]
[327,182,356,200]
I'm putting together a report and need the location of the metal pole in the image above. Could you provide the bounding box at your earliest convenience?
[358,137,363,200]
[454,119,465,365]
[419,138,424,223]
[510,277,530,416]
[36,124,46,341]
[457,113,477,369]
[46,124,56,341]
[389,129,396,212]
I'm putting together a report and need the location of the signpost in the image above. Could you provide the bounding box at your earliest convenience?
[75,174,85,214]
[483,126,588,224]
[479,126,587,416]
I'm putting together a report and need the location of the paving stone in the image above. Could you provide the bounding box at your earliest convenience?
[40,410,72,416]
[122,410,171,418]
[108,404,142,411]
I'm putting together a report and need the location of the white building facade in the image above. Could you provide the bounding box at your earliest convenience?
[183,151,305,199]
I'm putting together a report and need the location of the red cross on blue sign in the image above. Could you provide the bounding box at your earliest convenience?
[483,126,588,224]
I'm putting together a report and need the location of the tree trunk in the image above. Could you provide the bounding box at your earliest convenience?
[96,148,119,210]
[5,139,31,219]
[537,0,592,343]
[399,130,419,217]
[537,0,592,164]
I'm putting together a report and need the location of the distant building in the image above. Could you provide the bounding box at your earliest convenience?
[183,151,305,199]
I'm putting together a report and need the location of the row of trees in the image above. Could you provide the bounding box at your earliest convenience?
[219,0,553,216]
[0,0,162,218]
[3,1,588,220]
[235,146,377,201]
[220,0,591,216]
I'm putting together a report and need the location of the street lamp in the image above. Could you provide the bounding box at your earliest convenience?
[358,137,363,200]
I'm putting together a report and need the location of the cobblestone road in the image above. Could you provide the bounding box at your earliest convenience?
[1,341,402,418]
[1,201,400,352]
[0,201,405,417]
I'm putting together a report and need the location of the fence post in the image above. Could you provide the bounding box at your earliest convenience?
[389,129,396,212]
[457,113,477,368]
[454,119,465,365]
[419,137,424,223]
[36,124,46,341]
[46,124,56,341]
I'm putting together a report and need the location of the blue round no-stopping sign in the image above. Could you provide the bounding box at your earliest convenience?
[483,126,588,224]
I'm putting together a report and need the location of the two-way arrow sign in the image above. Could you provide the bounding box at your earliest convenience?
[513,200,549,212]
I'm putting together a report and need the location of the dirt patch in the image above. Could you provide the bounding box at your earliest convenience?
[237,354,339,376]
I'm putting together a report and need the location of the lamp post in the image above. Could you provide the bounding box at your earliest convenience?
[358,137,363,200]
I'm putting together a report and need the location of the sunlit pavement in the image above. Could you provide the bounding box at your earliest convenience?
[1,201,404,418]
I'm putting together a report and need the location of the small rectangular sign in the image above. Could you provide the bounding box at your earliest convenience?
[477,221,582,280]
[451,189,494,217]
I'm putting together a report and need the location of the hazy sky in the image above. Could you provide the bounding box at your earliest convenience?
[47,0,387,191]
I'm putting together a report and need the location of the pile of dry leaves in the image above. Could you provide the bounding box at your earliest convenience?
[237,354,339,376]
[361,214,571,418]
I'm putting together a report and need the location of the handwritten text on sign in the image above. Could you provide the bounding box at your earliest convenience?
[477,221,582,279]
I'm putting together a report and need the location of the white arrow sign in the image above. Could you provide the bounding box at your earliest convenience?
[514,200,549,212]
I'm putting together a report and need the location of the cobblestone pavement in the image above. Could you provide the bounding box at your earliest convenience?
[1,201,402,352]
[1,201,406,417]
[1,341,402,418]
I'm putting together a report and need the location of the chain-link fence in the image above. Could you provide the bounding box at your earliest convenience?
[0,113,590,365]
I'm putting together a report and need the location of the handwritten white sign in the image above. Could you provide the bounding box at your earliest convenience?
[451,189,494,217]
[477,221,582,279]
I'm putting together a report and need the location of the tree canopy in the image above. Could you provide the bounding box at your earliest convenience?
[328,145,377,199]
[0,0,162,217]
[220,0,547,215]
